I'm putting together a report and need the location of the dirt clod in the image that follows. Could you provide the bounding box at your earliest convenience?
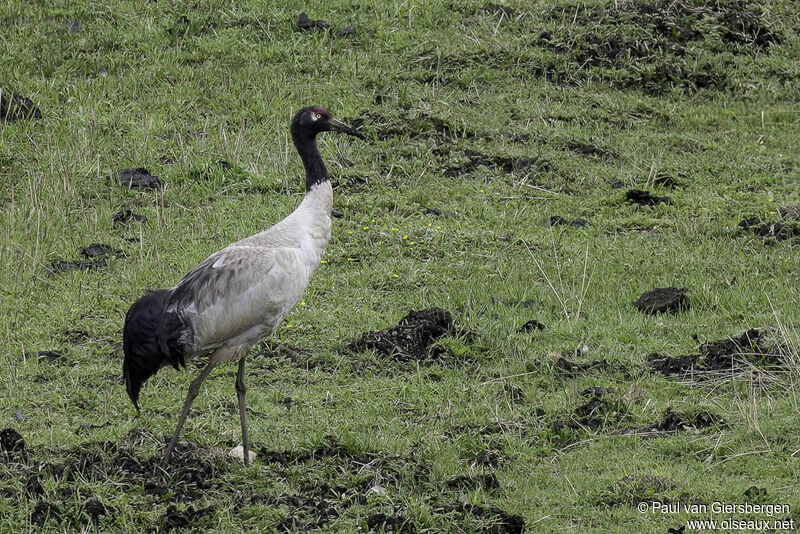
[112,209,147,225]
[31,501,61,526]
[597,474,678,506]
[25,474,44,496]
[446,473,500,491]
[161,504,216,531]
[542,1,781,93]
[518,319,545,333]
[445,149,545,178]
[738,217,800,241]
[83,498,107,522]
[482,5,517,18]
[23,350,63,363]
[47,259,108,274]
[633,287,690,314]
[114,168,161,190]
[0,428,25,454]
[442,501,525,534]
[347,308,458,363]
[744,486,767,498]
[546,216,588,228]
[297,12,328,31]
[80,244,118,258]
[649,328,783,377]
[366,512,416,532]
[554,356,612,376]
[0,90,42,121]
[626,189,672,206]
[641,407,723,433]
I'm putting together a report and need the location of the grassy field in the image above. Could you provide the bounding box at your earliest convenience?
[1,0,800,532]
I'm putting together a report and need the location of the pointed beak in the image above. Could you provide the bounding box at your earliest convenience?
[328,117,366,140]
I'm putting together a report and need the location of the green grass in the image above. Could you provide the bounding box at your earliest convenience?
[1,0,800,532]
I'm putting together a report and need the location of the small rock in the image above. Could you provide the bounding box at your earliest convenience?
[368,484,387,495]
[228,445,256,463]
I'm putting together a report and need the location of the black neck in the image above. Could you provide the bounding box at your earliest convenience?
[292,130,328,191]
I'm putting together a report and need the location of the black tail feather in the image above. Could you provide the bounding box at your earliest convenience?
[122,289,187,411]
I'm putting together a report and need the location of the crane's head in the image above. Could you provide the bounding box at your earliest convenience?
[291,106,366,140]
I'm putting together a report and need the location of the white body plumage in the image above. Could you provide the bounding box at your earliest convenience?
[173,181,333,366]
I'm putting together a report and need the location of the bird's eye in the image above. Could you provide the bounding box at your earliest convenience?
[314,113,322,120]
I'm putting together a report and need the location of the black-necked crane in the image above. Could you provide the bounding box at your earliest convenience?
[122,106,365,469]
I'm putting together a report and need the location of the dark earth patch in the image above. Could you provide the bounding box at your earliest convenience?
[46,259,108,274]
[22,350,63,363]
[346,308,467,364]
[649,327,784,377]
[160,504,217,531]
[83,498,107,523]
[626,188,672,207]
[437,500,525,534]
[633,287,690,314]
[444,149,546,178]
[481,4,517,18]
[738,217,800,241]
[541,0,782,93]
[366,512,416,533]
[350,111,475,141]
[778,204,800,221]
[562,138,617,159]
[653,171,684,188]
[112,209,147,225]
[546,215,588,228]
[114,168,162,190]
[425,207,459,217]
[30,501,62,526]
[254,437,431,531]
[551,386,627,433]
[80,243,119,258]
[554,355,614,377]
[446,473,500,491]
[595,474,678,506]
[639,407,724,433]
[0,90,42,121]
[297,12,329,31]
[518,319,545,333]
[0,428,25,456]
[744,486,767,499]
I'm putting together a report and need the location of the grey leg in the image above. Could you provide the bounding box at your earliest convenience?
[235,357,249,466]
[162,361,216,469]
